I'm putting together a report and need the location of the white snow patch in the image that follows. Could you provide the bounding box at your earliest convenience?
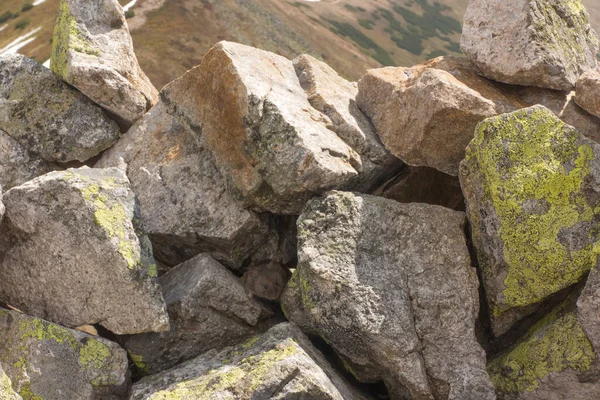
[33,0,47,5]
[43,59,51,68]
[0,25,7,32]
[123,0,138,12]
[0,27,42,56]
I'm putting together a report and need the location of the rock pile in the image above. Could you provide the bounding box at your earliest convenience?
[2,0,600,399]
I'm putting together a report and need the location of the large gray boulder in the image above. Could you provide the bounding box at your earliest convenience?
[460,106,600,337]
[130,323,369,400]
[0,167,169,334]
[0,309,130,399]
[121,253,271,375]
[96,66,291,269]
[461,0,599,90]
[0,365,21,400]
[0,130,51,191]
[51,0,158,126]
[281,191,495,399]
[576,69,600,119]
[0,54,120,163]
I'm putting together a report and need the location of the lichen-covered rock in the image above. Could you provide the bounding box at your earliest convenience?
[488,300,599,399]
[576,69,600,118]
[96,66,289,269]
[191,41,396,214]
[121,253,271,375]
[0,130,51,191]
[130,323,369,400]
[51,0,158,126]
[461,0,599,90]
[0,54,120,163]
[293,54,402,187]
[460,105,600,336]
[0,309,130,399]
[357,57,521,175]
[0,167,169,334]
[0,365,21,400]
[281,191,495,399]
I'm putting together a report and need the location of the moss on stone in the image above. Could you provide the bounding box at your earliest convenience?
[79,339,111,370]
[129,352,148,373]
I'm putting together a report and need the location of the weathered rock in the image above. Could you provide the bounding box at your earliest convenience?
[0,309,130,399]
[0,54,120,163]
[51,0,158,126]
[576,69,600,118]
[281,191,494,399]
[0,365,21,400]
[0,130,51,191]
[130,323,369,400]
[121,253,270,375]
[0,167,169,334]
[357,57,520,176]
[377,166,465,211]
[488,300,599,399]
[460,105,600,336]
[578,264,600,355]
[192,41,400,214]
[293,54,402,187]
[461,0,599,91]
[96,68,289,269]
[0,186,4,223]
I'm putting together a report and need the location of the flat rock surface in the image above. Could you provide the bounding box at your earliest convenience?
[576,69,600,118]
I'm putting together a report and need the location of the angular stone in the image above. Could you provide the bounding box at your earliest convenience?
[0,167,168,334]
[0,365,21,400]
[0,186,4,223]
[460,105,600,336]
[130,323,369,400]
[293,54,402,188]
[578,265,600,355]
[461,0,599,90]
[0,130,51,191]
[488,300,599,399]
[281,191,494,399]
[192,41,396,214]
[51,0,158,126]
[0,309,130,399]
[121,253,270,375]
[576,69,600,118]
[96,68,289,269]
[357,57,520,176]
[0,54,120,163]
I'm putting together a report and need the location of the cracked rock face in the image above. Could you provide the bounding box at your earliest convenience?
[51,0,158,126]
[281,191,494,400]
[0,167,168,335]
[460,106,600,337]
[130,323,370,400]
[461,0,599,91]
[0,309,130,399]
[121,253,272,375]
[0,54,120,164]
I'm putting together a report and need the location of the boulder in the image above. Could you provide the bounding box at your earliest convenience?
[578,264,600,355]
[357,57,521,176]
[0,365,21,400]
[461,0,598,91]
[190,41,398,214]
[281,191,495,399]
[0,130,51,191]
[0,167,169,334]
[130,323,369,400]
[51,0,158,126]
[0,54,120,163]
[460,106,600,336]
[488,300,599,399]
[121,253,271,375]
[0,186,4,223]
[576,69,600,118]
[0,309,130,399]
[96,67,290,269]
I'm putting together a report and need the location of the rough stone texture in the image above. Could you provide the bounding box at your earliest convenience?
[51,0,158,126]
[191,41,400,214]
[0,130,51,191]
[281,191,494,400]
[0,167,169,335]
[121,253,270,375]
[0,308,130,399]
[0,54,120,164]
[578,264,600,356]
[576,69,600,118]
[0,365,21,400]
[130,323,369,400]
[0,186,4,223]
[96,68,289,269]
[293,54,402,187]
[460,106,600,337]
[357,57,521,176]
[488,300,599,399]
[461,0,599,91]
[377,166,465,211]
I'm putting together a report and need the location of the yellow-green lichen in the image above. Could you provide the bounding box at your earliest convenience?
[19,382,43,400]
[148,264,158,278]
[129,352,148,373]
[487,305,596,393]
[18,318,77,350]
[0,368,20,399]
[79,339,111,370]
[466,107,600,315]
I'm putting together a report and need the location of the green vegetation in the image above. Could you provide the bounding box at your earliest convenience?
[0,11,18,24]
[358,19,375,30]
[125,10,135,19]
[426,49,446,58]
[15,18,29,30]
[344,4,358,13]
[21,2,33,12]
